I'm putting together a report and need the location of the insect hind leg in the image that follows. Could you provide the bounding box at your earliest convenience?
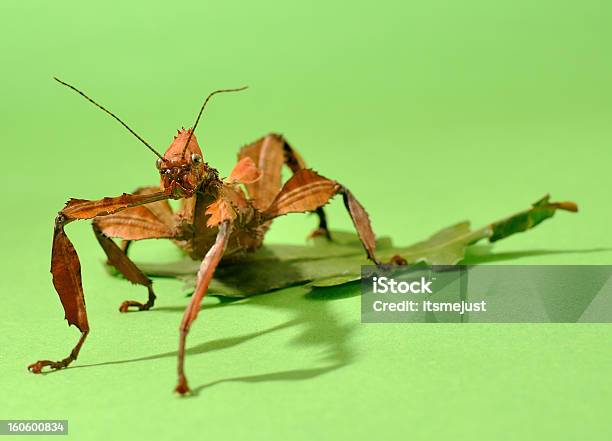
[264,169,381,265]
[239,133,330,239]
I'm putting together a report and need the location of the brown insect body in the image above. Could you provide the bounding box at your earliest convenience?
[28,79,383,395]
[146,128,276,260]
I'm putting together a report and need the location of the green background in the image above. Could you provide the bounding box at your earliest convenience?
[1,0,612,440]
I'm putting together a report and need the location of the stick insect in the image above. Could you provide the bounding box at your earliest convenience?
[28,78,387,395]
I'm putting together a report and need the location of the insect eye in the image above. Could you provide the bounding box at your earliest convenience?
[156,158,163,170]
[191,153,202,164]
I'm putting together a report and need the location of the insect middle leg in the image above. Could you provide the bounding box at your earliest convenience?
[93,222,156,312]
[92,190,178,312]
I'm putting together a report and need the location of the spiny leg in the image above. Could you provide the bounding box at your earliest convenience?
[93,222,156,312]
[111,187,171,257]
[337,186,379,264]
[28,331,89,373]
[282,136,331,239]
[28,213,90,373]
[109,187,168,286]
[92,193,177,312]
[175,221,232,395]
[283,138,331,239]
[28,190,173,373]
[264,169,383,265]
[238,133,330,239]
[120,239,132,255]
[309,206,331,240]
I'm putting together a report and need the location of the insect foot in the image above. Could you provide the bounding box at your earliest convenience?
[174,375,191,396]
[118,286,157,313]
[28,332,88,374]
[118,300,153,313]
[388,255,408,266]
[376,255,408,271]
[27,358,71,374]
[307,227,332,240]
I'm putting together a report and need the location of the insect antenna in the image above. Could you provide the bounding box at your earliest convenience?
[181,86,249,157]
[53,77,165,161]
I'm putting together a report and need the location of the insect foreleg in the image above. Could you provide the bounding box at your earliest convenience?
[106,185,172,263]
[175,221,232,395]
[28,330,89,373]
[28,213,90,373]
[28,190,173,374]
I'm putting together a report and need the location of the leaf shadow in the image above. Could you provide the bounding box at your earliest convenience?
[62,245,609,395]
[69,286,357,397]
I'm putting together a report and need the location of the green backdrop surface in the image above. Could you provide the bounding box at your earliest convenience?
[1,0,611,440]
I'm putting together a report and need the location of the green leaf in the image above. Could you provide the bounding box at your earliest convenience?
[488,194,578,242]
[123,194,577,297]
[379,221,488,265]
